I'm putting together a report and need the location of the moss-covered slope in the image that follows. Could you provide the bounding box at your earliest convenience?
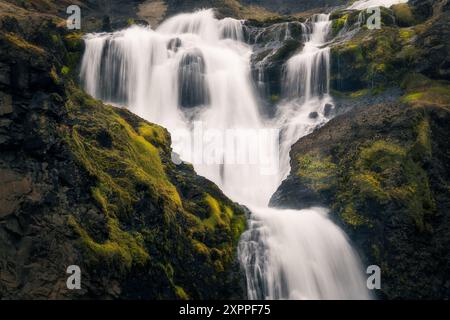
[330,0,450,94]
[0,1,246,299]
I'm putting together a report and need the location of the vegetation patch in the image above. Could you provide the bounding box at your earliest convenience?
[402,73,450,108]
[340,139,435,231]
[296,153,337,192]
[2,32,45,54]
[392,3,416,27]
[62,85,246,298]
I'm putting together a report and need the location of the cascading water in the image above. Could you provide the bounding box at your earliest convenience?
[239,13,370,299]
[80,9,371,300]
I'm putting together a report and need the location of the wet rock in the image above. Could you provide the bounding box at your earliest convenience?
[309,111,319,119]
[178,50,210,108]
[167,37,182,52]
[0,170,32,218]
[323,103,333,117]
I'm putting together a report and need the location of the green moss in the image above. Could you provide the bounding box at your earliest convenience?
[392,3,416,27]
[399,28,415,41]
[64,32,83,48]
[401,74,450,108]
[138,123,170,148]
[3,32,45,54]
[63,85,247,298]
[332,25,408,91]
[51,34,60,44]
[192,239,210,256]
[413,119,432,158]
[396,44,421,64]
[350,89,370,98]
[61,66,70,75]
[200,194,243,239]
[296,154,337,191]
[203,194,225,230]
[357,140,406,170]
[65,99,182,220]
[332,14,348,36]
[351,173,389,202]
[231,0,280,21]
[50,66,60,85]
[405,86,450,106]
[349,140,435,230]
[69,215,149,273]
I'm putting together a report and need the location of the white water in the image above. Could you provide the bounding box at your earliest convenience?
[81,9,371,300]
[348,0,408,10]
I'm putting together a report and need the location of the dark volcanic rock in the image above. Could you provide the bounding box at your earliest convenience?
[0,2,247,300]
[271,99,450,299]
[178,50,210,108]
[272,0,450,299]
[308,111,319,119]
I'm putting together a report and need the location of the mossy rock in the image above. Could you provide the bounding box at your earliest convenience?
[63,86,247,299]
[392,3,417,27]
[272,96,450,298]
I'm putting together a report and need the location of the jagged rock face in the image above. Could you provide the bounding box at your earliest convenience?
[245,20,305,115]
[271,98,450,299]
[0,2,247,299]
[329,1,450,93]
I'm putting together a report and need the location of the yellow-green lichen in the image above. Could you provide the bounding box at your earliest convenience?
[3,32,45,54]
[349,139,435,230]
[175,286,189,300]
[296,154,337,191]
[341,204,370,227]
[68,215,149,273]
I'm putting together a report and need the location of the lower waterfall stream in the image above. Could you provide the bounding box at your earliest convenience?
[81,9,371,300]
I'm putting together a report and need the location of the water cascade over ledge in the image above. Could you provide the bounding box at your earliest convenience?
[80,9,371,300]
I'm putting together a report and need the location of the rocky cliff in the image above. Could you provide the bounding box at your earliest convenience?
[0,1,247,299]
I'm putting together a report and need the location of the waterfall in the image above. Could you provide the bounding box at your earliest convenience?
[348,0,408,10]
[80,9,371,300]
[239,207,370,299]
[285,14,331,102]
[239,14,370,299]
